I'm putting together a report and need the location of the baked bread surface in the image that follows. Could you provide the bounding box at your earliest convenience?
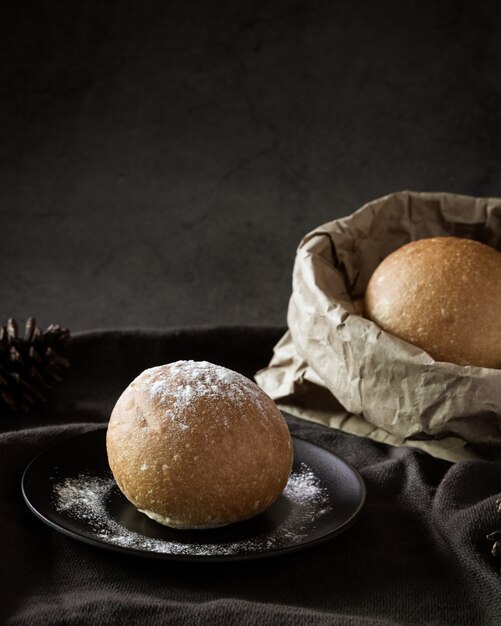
[364,236,501,368]
[106,360,293,529]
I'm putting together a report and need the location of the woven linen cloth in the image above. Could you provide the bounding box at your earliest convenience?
[1,327,500,625]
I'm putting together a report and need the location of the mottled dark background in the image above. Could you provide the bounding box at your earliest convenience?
[2,1,501,331]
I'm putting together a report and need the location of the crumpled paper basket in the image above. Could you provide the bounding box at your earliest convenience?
[256,191,501,462]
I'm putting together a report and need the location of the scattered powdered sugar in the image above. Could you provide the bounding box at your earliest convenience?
[52,463,331,557]
[285,466,327,504]
[54,476,111,524]
[140,361,271,427]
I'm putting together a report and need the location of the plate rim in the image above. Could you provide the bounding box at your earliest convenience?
[21,426,366,562]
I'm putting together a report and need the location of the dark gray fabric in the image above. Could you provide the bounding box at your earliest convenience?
[1,327,500,625]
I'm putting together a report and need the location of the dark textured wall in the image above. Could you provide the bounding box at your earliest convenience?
[2,1,501,331]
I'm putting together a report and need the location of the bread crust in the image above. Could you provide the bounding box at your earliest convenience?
[364,237,501,368]
[106,361,293,529]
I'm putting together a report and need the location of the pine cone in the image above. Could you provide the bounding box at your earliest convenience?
[486,497,501,570]
[0,318,70,413]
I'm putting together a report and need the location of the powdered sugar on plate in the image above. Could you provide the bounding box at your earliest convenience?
[52,463,331,557]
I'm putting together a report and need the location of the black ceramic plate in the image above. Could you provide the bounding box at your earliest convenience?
[22,427,365,562]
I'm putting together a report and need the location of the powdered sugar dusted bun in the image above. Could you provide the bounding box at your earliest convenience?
[106,361,293,529]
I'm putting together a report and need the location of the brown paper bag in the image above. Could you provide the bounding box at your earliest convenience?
[256,191,501,462]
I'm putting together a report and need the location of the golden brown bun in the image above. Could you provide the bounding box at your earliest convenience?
[364,237,501,368]
[106,361,293,529]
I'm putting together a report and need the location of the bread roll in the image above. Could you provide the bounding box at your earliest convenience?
[364,236,501,368]
[106,360,293,529]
